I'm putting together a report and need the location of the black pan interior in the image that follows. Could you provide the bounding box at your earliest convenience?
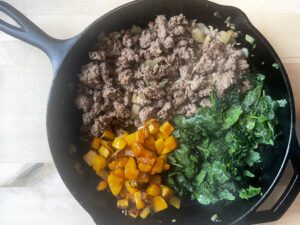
[46,0,293,224]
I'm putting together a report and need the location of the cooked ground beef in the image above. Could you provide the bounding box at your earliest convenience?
[75,14,249,137]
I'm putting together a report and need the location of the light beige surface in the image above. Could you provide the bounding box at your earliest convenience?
[0,0,299,224]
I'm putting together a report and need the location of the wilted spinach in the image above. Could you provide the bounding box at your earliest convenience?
[166,74,287,205]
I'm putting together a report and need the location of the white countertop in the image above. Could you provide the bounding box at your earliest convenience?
[0,0,300,224]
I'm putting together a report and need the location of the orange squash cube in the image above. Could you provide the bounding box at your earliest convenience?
[164,135,177,151]
[140,149,156,158]
[98,146,110,158]
[125,132,137,146]
[140,206,151,219]
[112,137,127,150]
[125,180,139,194]
[168,196,181,209]
[97,180,108,191]
[92,155,106,173]
[138,162,152,172]
[91,137,101,149]
[125,157,139,180]
[161,185,173,200]
[117,199,129,209]
[134,191,145,209]
[152,196,168,213]
[128,208,140,218]
[114,168,125,178]
[144,136,156,151]
[139,127,150,139]
[136,129,146,143]
[155,138,165,154]
[115,157,128,168]
[83,150,97,166]
[101,130,115,140]
[108,161,117,170]
[146,184,161,196]
[147,121,160,134]
[107,173,124,196]
[132,142,144,157]
[151,158,164,174]
[159,122,174,137]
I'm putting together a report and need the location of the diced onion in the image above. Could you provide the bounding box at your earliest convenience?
[196,23,210,35]
[241,48,249,58]
[245,34,255,44]
[218,30,234,44]
[191,28,206,43]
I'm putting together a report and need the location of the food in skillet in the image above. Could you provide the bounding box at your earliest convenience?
[75,14,250,138]
[84,119,180,218]
[76,14,286,218]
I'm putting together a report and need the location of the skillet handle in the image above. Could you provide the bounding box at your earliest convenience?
[246,132,300,224]
[0,1,78,73]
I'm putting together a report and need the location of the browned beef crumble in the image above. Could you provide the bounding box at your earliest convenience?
[75,14,249,137]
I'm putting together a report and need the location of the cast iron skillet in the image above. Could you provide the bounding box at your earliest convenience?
[0,0,300,224]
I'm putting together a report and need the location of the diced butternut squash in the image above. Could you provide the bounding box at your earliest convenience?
[108,173,124,196]
[97,169,108,179]
[155,138,164,154]
[125,157,137,168]
[155,132,166,139]
[136,129,146,143]
[139,127,150,139]
[112,137,127,150]
[124,132,137,146]
[150,175,161,184]
[117,199,129,209]
[116,157,128,168]
[159,122,174,137]
[83,150,97,166]
[84,118,180,219]
[144,136,156,151]
[138,162,152,173]
[140,206,151,219]
[152,196,168,213]
[146,184,161,196]
[140,149,156,158]
[162,147,173,155]
[108,161,117,170]
[98,146,110,158]
[164,135,177,151]
[101,130,115,140]
[101,140,113,151]
[151,158,164,174]
[134,191,145,209]
[92,155,106,173]
[161,185,173,200]
[128,209,139,218]
[91,137,101,149]
[125,180,139,194]
[125,168,139,180]
[125,157,139,180]
[97,180,108,191]
[132,142,144,157]
[168,196,181,209]
[147,120,160,134]
[114,168,125,178]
